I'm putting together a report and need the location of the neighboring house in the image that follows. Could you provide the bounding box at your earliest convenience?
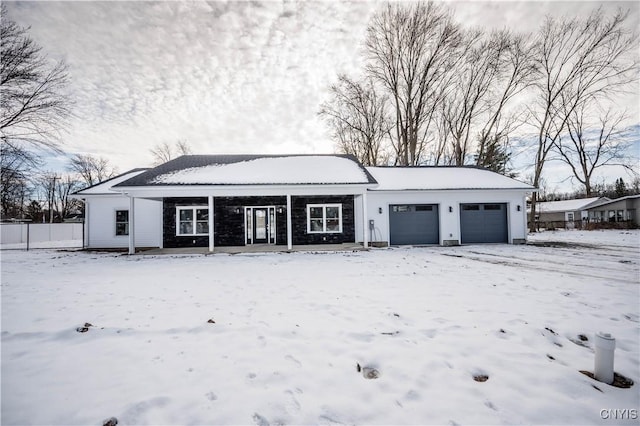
[71,155,535,253]
[585,195,640,224]
[527,197,608,227]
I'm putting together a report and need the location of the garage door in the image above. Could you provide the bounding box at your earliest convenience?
[460,203,507,243]
[389,204,439,245]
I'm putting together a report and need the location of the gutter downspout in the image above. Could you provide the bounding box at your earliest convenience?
[128,195,135,255]
[208,195,214,253]
[362,191,368,248]
[286,194,292,250]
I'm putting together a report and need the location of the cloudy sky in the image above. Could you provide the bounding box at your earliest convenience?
[5,1,639,191]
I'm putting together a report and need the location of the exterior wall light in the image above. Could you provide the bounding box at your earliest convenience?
[277,207,284,214]
[517,205,521,211]
[378,207,383,214]
[449,206,453,213]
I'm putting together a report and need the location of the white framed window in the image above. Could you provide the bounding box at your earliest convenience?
[307,204,342,233]
[115,210,129,236]
[176,206,209,236]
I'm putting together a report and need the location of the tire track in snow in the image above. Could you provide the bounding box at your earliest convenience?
[439,251,638,284]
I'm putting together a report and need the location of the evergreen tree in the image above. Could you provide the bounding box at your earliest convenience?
[475,135,514,176]
[614,178,627,198]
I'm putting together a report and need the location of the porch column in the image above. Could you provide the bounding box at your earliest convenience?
[83,200,89,249]
[362,191,368,248]
[208,195,214,252]
[286,194,292,250]
[128,196,136,255]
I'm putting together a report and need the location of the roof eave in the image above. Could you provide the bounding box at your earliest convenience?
[368,187,536,192]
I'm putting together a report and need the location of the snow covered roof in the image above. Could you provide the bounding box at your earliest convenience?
[583,194,640,209]
[72,169,149,196]
[365,166,534,191]
[531,197,607,213]
[115,155,376,186]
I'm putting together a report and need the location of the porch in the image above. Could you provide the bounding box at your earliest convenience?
[138,242,367,255]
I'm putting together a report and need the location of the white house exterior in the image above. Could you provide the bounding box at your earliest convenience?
[72,155,535,253]
[74,169,163,249]
[360,167,531,246]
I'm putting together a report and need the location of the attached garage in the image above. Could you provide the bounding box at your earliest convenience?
[460,203,508,243]
[389,204,439,245]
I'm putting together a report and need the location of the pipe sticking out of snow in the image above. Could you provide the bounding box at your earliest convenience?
[594,332,616,385]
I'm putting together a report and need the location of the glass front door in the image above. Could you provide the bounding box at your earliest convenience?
[245,206,276,245]
[253,208,268,243]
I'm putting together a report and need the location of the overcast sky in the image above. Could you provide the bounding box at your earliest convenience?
[5,1,639,191]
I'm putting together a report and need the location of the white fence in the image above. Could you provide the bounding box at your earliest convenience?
[0,223,83,249]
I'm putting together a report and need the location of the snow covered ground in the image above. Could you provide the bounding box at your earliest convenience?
[1,229,638,425]
[0,239,82,250]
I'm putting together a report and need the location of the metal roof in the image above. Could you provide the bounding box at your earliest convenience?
[113,154,377,186]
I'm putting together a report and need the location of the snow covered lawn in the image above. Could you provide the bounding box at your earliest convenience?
[2,230,639,425]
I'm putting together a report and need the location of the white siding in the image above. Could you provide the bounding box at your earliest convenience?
[360,190,529,245]
[86,196,162,248]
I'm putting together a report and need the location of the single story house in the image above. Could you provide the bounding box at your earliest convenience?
[527,197,609,225]
[71,154,535,253]
[585,195,640,224]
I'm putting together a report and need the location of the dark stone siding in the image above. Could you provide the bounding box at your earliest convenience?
[291,195,355,244]
[214,196,287,246]
[163,197,209,248]
[163,195,354,248]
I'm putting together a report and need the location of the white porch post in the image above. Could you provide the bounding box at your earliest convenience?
[286,194,292,250]
[128,196,136,255]
[83,200,89,248]
[208,195,214,252]
[362,191,368,248]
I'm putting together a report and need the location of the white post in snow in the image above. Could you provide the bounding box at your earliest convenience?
[362,191,368,248]
[286,194,292,250]
[128,196,136,255]
[594,332,616,384]
[84,201,89,248]
[208,195,214,253]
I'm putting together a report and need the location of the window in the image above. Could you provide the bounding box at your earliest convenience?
[307,204,342,233]
[484,204,502,211]
[415,205,433,211]
[392,205,411,212]
[115,210,129,236]
[463,205,480,211]
[567,212,574,221]
[176,207,209,236]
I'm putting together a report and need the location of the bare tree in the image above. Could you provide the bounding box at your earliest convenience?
[528,7,637,232]
[442,30,536,167]
[150,140,192,165]
[0,143,36,219]
[475,32,537,167]
[557,104,633,196]
[0,5,71,151]
[68,153,116,187]
[36,172,58,223]
[319,75,391,166]
[441,29,497,165]
[55,174,82,219]
[365,2,463,165]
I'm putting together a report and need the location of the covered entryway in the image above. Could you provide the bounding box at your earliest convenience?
[389,204,439,245]
[245,206,276,245]
[460,203,508,243]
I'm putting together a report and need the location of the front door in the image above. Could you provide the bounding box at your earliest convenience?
[253,208,269,243]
